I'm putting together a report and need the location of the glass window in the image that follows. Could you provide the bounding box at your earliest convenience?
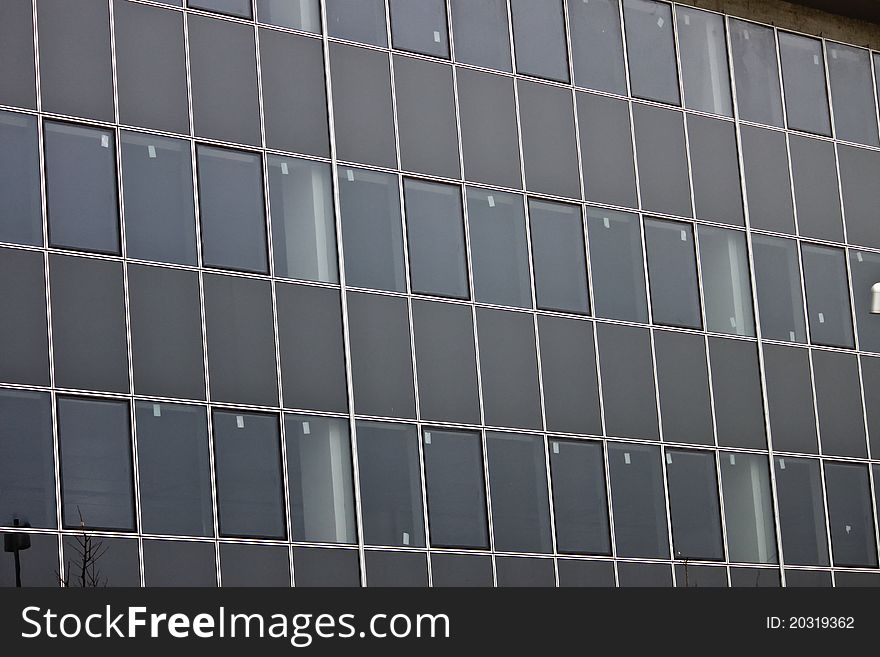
[586,208,648,323]
[666,449,724,561]
[45,122,118,254]
[213,410,285,539]
[698,226,755,337]
[644,218,702,329]
[0,0,36,109]
[390,0,448,58]
[268,156,337,283]
[824,462,878,568]
[338,167,405,292]
[220,543,289,587]
[326,0,387,47]
[789,136,843,242]
[577,93,638,208]
[364,551,428,587]
[569,0,626,94]
[617,561,672,587]
[286,415,356,544]
[850,249,880,352]
[0,533,58,587]
[654,330,714,446]
[811,350,867,458]
[779,32,831,136]
[189,0,251,18]
[839,145,880,250]
[257,0,320,32]
[827,43,878,146]
[740,125,795,234]
[356,422,424,548]
[674,564,727,588]
[509,0,568,82]
[431,553,494,587]
[729,19,784,127]
[0,249,49,386]
[136,402,212,537]
[550,439,610,555]
[720,452,777,564]
[293,547,360,587]
[763,344,819,454]
[786,569,832,587]
[752,236,807,343]
[710,337,766,450]
[486,432,553,553]
[623,0,680,105]
[557,559,616,587]
[608,443,669,559]
[450,0,510,72]
[866,357,880,457]
[774,457,828,566]
[802,245,854,348]
[676,6,732,116]
[529,200,588,314]
[62,535,139,587]
[58,397,133,531]
[730,567,779,587]
[0,112,41,246]
[687,115,744,226]
[632,105,692,218]
[143,540,216,587]
[495,557,555,587]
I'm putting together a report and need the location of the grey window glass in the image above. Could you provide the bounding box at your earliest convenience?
[720,452,777,564]
[698,226,755,337]
[827,43,878,146]
[812,350,867,458]
[633,105,692,217]
[0,249,49,386]
[785,569,832,587]
[476,308,542,430]
[198,146,267,273]
[0,111,41,247]
[276,283,348,414]
[623,0,680,105]
[550,439,610,555]
[58,397,133,531]
[824,462,878,568]
[143,540,216,587]
[394,56,460,179]
[404,179,468,299]
[190,0,252,18]
[586,208,648,323]
[596,323,658,440]
[729,567,779,587]
[45,122,118,254]
[608,443,669,559]
[529,200,588,314]
[752,236,807,343]
[390,0,448,58]
[802,245,854,348]
[688,115,744,226]
[789,136,843,242]
[136,402,212,537]
[260,29,329,158]
[0,0,36,109]
[365,551,428,587]
[839,145,880,250]
[617,561,672,587]
[50,255,129,393]
[203,274,279,407]
[654,331,713,446]
[257,0,320,32]
[450,0,510,71]
[62,535,139,587]
[0,391,54,529]
[577,93,638,208]
[486,432,552,553]
[466,188,531,308]
[518,80,580,199]
[866,357,880,457]
[674,564,728,588]
[457,69,522,189]
[850,249,880,352]
[0,533,58,588]
[710,337,766,450]
[423,429,488,549]
[121,132,196,266]
[569,0,626,94]
[740,125,795,234]
[509,0,568,82]
[495,556,555,587]
[286,415,356,544]
[667,449,724,561]
[213,410,285,539]
[431,553,494,587]
[114,1,189,134]
[293,547,360,587]
[557,559,616,587]
[356,421,424,548]
[220,543,289,587]
[538,316,602,436]
[763,344,819,454]
[339,167,405,292]
[412,300,480,425]
[676,7,732,116]
[729,19,784,127]
[128,265,205,400]
[774,457,828,566]
[268,156,337,283]
[644,219,702,329]
[347,292,416,419]
[779,32,831,136]
[326,0,387,46]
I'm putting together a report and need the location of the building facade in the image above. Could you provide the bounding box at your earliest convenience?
[1,0,880,587]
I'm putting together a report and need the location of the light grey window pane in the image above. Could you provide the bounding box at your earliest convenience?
[779,32,831,136]
[729,19,784,127]
[476,308,542,430]
[596,323,658,440]
[632,105,692,217]
[45,122,119,254]
[586,208,648,323]
[608,443,669,559]
[220,543,289,587]
[0,0,36,109]
[466,188,531,308]
[0,391,54,529]
[570,0,626,94]
[58,397,133,531]
[827,43,878,146]
[557,559,616,587]
[450,0,510,71]
[214,410,285,539]
[802,245,854,348]
[789,136,843,242]
[347,292,416,419]
[0,533,58,587]
[838,145,880,250]
[688,115,744,226]
[190,0,252,18]
[740,125,795,234]
[203,274,279,406]
[457,69,522,189]
[338,167,405,292]
[260,29,329,158]
[62,535,139,587]
[617,561,672,587]
[365,551,428,587]
[390,0,448,58]
[763,344,819,454]
[143,540,216,587]
[293,547,360,587]
[128,265,205,400]
[326,0,386,46]
[50,255,129,393]
[720,452,778,564]
[752,235,807,343]
[676,7,732,116]
[412,300,480,425]
[431,553,494,587]
[509,0,568,82]
[550,439,610,555]
[577,93,637,208]
[286,415,356,544]
[698,226,755,337]
[486,432,552,553]
[529,200,588,313]
[0,112,41,246]
[667,449,724,561]
[518,80,580,198]
[623,0,680,105]
[812,350,867,458]
[404,179,468,298]
[257,0,320,32]
[495,556,555,587]
[710,337,766,450]
[356,421,424,547]
[644,218,702,329]
[824,462,878,568]
[0,249,49,386]
[774,457,828,566]
[136,402,212,537]
[268,156,337,283]
[538,316,601,436]
[866,357,880,457]
[654,331,713,446]
[121,132,196,265]
[197,145,268,274]
[849,249,880,352]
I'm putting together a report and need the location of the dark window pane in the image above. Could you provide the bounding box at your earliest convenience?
[676,7,732,116]
[586,209,648,323]
[839,145,880,250]
[654,331,713,446]
[835,571,880,587]
[495,557,555,587]
[62,536,139,587]
[617,561,672,587]
[740,125,795,234]
[430,553,493,587]
[752,236,807,343]
[557,560,616,587]
[698,226,754,337]
[687,115,744,226]
[0,533,58,588]
[866,357,880,458]
[364,551,427,587]
[577,93,637,208]
[774,457,829,566]
[221,543,289,587]
[570,0,626,94]
[390,0,448,58]
[675,564,728,588]
[827,43,878,146]
[326,0,386,47]
[450,0,510,71]
[729,19,784,127]
[730,567,779,587]
[623,0,680,104]
[190,0,252,18]
[0,248,49,386]
[293,547,360,587]
[667,449,723,561]
[529,200,588,313]
[763,344,819,454]
[0,0,36,109]
[785,569,832,587]
[143,540,216,587]
[632,105,692,217]
[710,337,766,450]
[851,250,880,352]
[644,218,702,329]
[720,452,777,564]
[0,112,41,246]
[789,136,843,242]
[779,32,831,136]
[812,350,867,458]
[608,443,669,559]
[550,439,610,555]
[802,245,854,348]
[257,0,320,32]
[510,0,568,82]
[824,462,878,568]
